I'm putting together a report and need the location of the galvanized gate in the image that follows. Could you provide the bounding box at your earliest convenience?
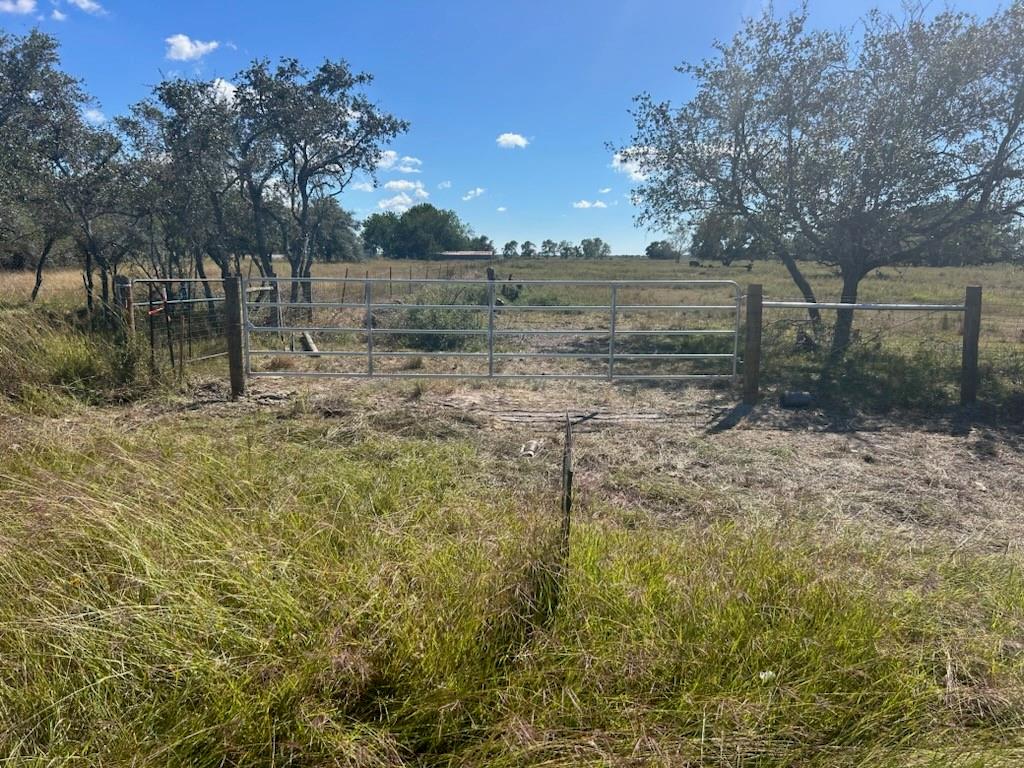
[242,276,741,382]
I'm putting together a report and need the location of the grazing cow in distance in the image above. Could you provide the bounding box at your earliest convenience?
[689,260,702,268]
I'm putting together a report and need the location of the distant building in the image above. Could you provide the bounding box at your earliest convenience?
[432,250,495,261]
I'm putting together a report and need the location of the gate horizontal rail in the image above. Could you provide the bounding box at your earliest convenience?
[243,276,742,382]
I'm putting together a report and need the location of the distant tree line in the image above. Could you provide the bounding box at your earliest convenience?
[503,238,612,259]
[0,30,405,310]
[687,209,1022,268]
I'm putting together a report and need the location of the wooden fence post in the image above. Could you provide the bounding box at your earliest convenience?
[224,276,246,399]
[743,284,763,405]
[960,285,982,406]
[113,275,134,333]
[559,413,573,566]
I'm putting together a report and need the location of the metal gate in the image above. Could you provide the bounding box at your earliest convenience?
[242,276,741,382]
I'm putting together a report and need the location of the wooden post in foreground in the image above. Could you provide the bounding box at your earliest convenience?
[559,414,573,566]
[960,285,982,406]
[743,284,763,405]
[114,275,134,333]
[224,276,246,399]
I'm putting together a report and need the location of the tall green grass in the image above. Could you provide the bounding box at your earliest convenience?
[0,308,144,411]
[2,419,1022,765]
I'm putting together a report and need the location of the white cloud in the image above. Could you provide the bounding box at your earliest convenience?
[437,180,452,190]
[572,199,608,209]
[351,181,375,192]
[611,148,649,182]
[165,34,220,62]
[496,132,529,149]
[0,0,35,14]
[496,206,507,212]
[384,179,428,199]
[377,150,422,173]
[82,107,106,126]
[378,192,414,213]
[51,8,67,20]
[599,187,612,194]
[68,0,104,12]
[462,187,485,201]
[396,156,421,173]
[211,78,236,102]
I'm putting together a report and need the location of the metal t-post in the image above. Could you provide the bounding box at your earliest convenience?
[487,280,495,377]
[365,279,374,376]
[609,284,617,381]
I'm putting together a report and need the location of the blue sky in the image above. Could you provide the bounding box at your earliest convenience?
[1,0,1006,253]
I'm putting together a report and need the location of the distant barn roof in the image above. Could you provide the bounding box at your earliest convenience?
[435,250,495,257]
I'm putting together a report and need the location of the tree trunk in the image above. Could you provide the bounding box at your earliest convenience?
[248,185,276,279]
[194,250,218,320]
[30,237,55,302]
[289,256,301,304]
[830,271,861,358]
[301,249,314,322]
[778,250,822,328]
[83,248,94,314]
[99,265,110,315]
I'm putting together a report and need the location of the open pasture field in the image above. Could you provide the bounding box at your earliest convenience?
[1,260,1024,765]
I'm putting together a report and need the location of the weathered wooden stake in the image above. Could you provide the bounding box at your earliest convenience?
[961,285,982,406]
[743,284,763,405]
[224,276,246,399]
[559,413,573,565]
[178,311,185,382]
[114,275,134,332]
[147,283,156,373]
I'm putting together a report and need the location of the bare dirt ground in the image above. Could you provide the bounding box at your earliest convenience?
[51,373,1018,559]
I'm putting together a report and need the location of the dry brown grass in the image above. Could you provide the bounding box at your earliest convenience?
[0,267,83,306]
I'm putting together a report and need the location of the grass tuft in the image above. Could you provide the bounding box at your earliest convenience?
[0,308,144,410]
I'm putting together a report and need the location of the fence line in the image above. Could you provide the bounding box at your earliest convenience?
[114,274,988,407]
[743,284,981,405]
[120,277,229,377]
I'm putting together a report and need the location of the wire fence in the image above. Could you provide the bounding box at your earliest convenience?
[758,306,967,408]
[131,279,228,377]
